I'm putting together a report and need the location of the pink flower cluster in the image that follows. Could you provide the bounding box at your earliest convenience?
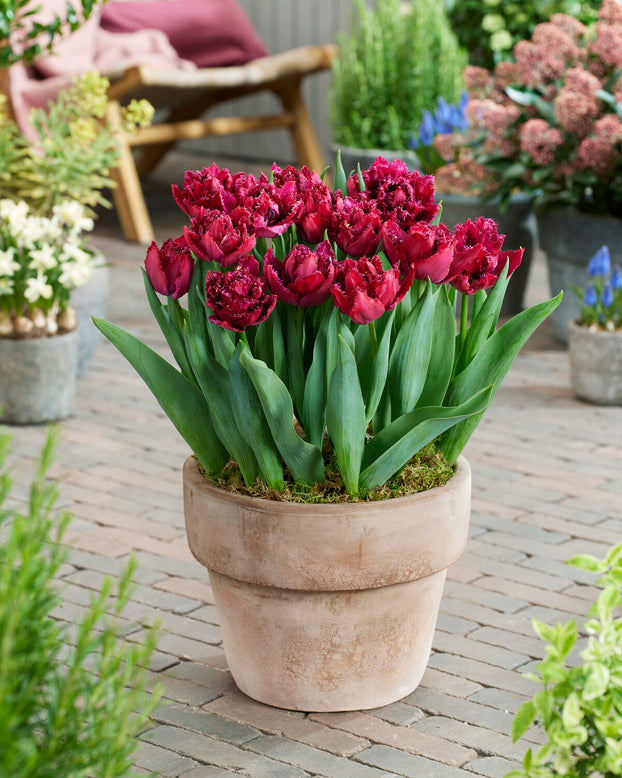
[144,158,523,330]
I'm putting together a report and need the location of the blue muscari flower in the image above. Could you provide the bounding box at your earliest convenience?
[611,264,622,290]
[601,282,614,307]
[435,97,453,132]
[584,285,598,306]
[418,109,436,147]
[587,245,611,277]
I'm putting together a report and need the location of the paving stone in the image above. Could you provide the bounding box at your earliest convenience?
[247,735,393,777]
[153,704,261,745]
[466,755,523,777]
[142,726,311,777]
[133,740,198,777]
[413,716,525,761]
[355,744,468,777]
[408,688,515,734]
[433,631,526,671]
[427,654,538,697]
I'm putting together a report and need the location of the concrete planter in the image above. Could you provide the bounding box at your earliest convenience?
[437,192,537,315]
[538,208,622,344]
[568,320,622,405]
[183,455,471,712]
[0,328,79,424]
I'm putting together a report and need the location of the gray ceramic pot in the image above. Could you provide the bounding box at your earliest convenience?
[538,208,622,344]
[568,320,622,405]
[437,192,537,316]
[0,329,79,424]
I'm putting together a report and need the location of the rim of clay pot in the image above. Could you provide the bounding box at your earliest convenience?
[183,455,471,591]
[568,319,622,338]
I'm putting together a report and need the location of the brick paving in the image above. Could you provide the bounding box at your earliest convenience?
[5,151,621,777]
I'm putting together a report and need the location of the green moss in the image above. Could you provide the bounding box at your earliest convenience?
[201,442,454,504]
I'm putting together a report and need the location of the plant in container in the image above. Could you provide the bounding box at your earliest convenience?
[507,541,622,778]
[330,0,467,175]
[456,1,622,340]
[0,71,152,376]
[94,154,561,712]
[567,244,622,404]
[413,86,537,314]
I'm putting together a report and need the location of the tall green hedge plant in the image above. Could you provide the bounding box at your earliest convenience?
[330,0,467,152]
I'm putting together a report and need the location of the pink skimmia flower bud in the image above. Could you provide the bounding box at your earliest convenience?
[204,256,276,332]
[331,256,415,325]
[347,156,439,227]
[144,236,194,299]
[172,164,252,217]
[271,164,333,244]
[383,220,459,283]
[183,209,256,267]
[264,241,336,306]
[328,195,384,258]
[450,217,524,295]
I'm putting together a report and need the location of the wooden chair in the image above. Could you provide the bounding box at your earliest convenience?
[105,44,336,243]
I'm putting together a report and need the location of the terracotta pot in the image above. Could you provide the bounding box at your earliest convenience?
[568,320,622,405]
[183,455,471,712]
[0,328,79,425]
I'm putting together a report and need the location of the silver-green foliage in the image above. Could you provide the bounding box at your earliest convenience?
[508,542,622,778]
[0,426,162,778]
[330,0,468,151]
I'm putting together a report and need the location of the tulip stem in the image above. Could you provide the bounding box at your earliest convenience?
[239,331,250,350]
[459,294,469,347]
[368,320,378,359]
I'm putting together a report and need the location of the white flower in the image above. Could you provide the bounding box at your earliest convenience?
[0,248,20,276]
[59,258,93,289]
[29,245,58,272]
[24,273,53,303]
[0,200,29,233]
[53,200,94,234]
[0,277,14,296]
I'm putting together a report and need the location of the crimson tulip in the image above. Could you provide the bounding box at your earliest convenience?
[328,195,384,258]
[172,163,252,217]
[347,156,439,227]
[144,236,194,299]
[331,256,414,325]
[183,209,256,267]
[450,217,524,294]
[271,164,333,244]
[204,256,276,331]
[264,241,336,307]
[383,220,458,282]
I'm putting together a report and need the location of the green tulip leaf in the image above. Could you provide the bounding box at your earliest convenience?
[441,292,562,463]
[359,386,494,492]
[141,269,193,381]
[302,305,338,448]
[388,280,434,418]
[354,309,395,423]
[416,285,455,408]
[326,334,367,496]
[239,348,325,486]
[230,344,284,490]
[93,317,227,476]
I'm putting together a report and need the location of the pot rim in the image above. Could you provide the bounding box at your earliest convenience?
[183,453,469,514]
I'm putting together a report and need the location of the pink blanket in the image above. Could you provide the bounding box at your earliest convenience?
[8,0,268,140]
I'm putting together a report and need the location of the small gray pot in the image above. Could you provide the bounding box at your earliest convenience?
[0,329,79,424]
[568,320,622,405]
[70,254,109,377]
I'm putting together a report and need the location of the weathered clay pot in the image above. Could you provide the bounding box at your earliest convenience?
[538,208,622,344]
[183,455,471,712]
[0,328,79,424]
[568,320,622,405]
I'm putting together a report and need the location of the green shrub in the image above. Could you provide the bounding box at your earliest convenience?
[330,0,467,151]
[508,542,622,778]
[0,426,162,778]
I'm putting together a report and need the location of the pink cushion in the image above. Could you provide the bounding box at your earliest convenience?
[100,0,269,67]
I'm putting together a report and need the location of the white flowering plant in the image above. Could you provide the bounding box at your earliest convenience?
[0,198,96,338]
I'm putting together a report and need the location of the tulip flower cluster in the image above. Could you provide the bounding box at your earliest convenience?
[96,156,561,498]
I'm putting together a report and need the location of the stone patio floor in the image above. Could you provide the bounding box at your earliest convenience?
[5,150,622,778]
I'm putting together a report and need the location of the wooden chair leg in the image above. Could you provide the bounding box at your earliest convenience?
[106,100,155,244]
[273,77,326,173]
